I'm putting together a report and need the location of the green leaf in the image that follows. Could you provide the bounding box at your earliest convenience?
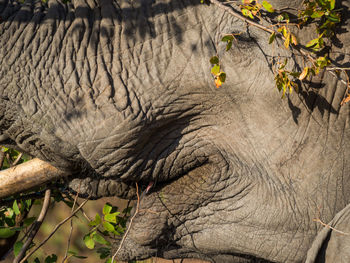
[93,233,111,246]
[89,214,101,227]
[23,217,36,226]
[262,1,274,12]
[11,226,23,231]
[103,203,113,215]
[221,35,234,42]
[241,8,254,19]
[83,234,95,249]
[226,41,233,51]
[14,241,23,257]
[316,56,330,68]
[305,38,319,48]
[25,199,32,209]
[1,147,9,152]
[122,207,132,215]
[0,228,16,238]
[103,221,115,233]
[316,0,326,7]
[68,251,87,259]
[311,11,324,18]
[45,254,57,263]
[209,56,219,65]
[327,13,340,23]
[290,71,301,78]
[4,217,15,227]
[97,247,111,259]
[281,12,290,23]
[330,0,335,10]
[211,65,220,75]
[268,32,276,44]
[218,72,226,83]
[113,225,125,235]
[105,212,120,223]
[13,200,20,215]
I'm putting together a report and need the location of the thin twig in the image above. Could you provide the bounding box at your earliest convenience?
[12,153,23,166]
[211,0,350,92]
[328,70,349,87]
[327,67,350,71]
[13,189,51,263]
[313,218,350,235]
[19,197,89,263]
[209,0,275,34]
[139,209,159,215]
[62,192,79,263]
[63,193,92,222]
[111,183,140,263]
[0,151,4,169]
[5,153,12,166]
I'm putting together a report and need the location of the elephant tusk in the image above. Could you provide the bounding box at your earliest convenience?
[0,158,68,199]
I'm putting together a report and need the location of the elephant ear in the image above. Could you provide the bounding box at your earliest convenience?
[306,203,350,263]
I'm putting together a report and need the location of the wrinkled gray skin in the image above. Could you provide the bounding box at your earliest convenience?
[0,0,350,262]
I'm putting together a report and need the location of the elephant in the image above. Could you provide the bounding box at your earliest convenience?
[0,0,350,262]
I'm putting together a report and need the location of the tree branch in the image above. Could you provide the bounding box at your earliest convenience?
[13,189,51,263]
[19,197,89,263]
[209,0,275,34]
[0,158,69,198]
[62,191,80,263]
[0,151,4,169]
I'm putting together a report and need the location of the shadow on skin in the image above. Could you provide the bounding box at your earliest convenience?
[0,0,201,45]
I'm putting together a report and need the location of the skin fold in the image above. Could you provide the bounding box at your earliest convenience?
[0,0,350,262]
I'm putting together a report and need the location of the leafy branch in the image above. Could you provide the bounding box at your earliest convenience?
[206,0,350,104]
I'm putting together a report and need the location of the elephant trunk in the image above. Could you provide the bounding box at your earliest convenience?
[0,158,68,199]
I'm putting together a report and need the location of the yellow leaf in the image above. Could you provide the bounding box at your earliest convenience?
[215,78,223,88]
[299,67,309,81]
[262,0,274,12]
[341,95,350,105]
[282,27,288,38]
[284,32,290,48]
[211,64,220,75]
[252,9,258,16]
[291,34,298,45]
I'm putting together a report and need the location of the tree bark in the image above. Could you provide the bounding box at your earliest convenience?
[0,158,68,199]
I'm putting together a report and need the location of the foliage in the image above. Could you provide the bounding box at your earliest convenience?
[0,146,33,242]
[205,0,350,103]
[0,0,349,262]
[84,203,132,262]
[1,146,31,169]
[240,0,275,19]
[0,199,33,238]
[209,56,227,88]
[0,146,135,262]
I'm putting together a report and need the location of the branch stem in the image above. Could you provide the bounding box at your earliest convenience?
[13,189,51,263]
[209,0,275,34]
[19,198,89,263]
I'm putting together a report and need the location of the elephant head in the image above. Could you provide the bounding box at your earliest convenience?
[1,0,350,262]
